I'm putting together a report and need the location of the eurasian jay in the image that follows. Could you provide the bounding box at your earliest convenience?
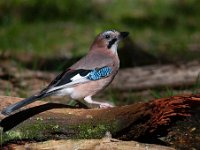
[2,30,129,115]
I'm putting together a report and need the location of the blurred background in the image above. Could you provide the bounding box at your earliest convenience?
[0,0,200,103]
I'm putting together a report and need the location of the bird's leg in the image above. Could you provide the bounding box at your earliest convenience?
[67,99,89,109]
[84,96,114,108]
[75,100,90,109]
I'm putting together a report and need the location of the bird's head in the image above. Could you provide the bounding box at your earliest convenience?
[91,30,129,53]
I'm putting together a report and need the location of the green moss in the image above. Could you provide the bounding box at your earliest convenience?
[0,127,3,147]
[2,130,23,143]
[0,118,61,144]
[1,117,122,144]
[74,121,121,139]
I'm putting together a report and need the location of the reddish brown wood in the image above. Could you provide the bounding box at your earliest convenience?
[0,94,200,142]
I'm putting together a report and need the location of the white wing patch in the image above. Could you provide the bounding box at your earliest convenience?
[70,73,90,85]
[71,74,87,82]
[47,73,90,93]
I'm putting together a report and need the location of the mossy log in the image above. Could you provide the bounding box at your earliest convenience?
[0,94,200,144]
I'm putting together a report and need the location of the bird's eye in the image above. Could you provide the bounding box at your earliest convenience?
[105,35,110,39]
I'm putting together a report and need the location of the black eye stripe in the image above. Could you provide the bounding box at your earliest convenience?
[107,38,117,49]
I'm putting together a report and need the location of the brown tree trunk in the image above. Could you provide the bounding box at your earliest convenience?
[0,94,200,144]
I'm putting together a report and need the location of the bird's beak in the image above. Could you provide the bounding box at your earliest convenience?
[119,32,129,39]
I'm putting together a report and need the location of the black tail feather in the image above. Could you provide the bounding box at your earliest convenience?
[1,93,47,115]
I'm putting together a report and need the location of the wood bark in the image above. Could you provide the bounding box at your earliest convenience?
[0,94,200,144]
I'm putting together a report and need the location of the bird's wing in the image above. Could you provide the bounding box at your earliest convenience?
[41,66,112,94]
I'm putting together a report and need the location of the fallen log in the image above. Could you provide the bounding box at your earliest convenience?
[0,94,200,146]
[112,61,200,90]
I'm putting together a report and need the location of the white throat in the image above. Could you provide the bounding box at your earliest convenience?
[110,43,118,54]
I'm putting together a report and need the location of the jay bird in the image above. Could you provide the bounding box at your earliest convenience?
[2,30,129,115]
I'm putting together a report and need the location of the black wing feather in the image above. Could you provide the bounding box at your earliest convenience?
[40,69,91,93]
[54,69,91,86]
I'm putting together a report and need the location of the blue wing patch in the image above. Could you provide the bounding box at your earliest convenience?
[87,66,112,80]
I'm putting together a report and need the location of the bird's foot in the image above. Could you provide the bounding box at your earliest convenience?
[84,96,114,109]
